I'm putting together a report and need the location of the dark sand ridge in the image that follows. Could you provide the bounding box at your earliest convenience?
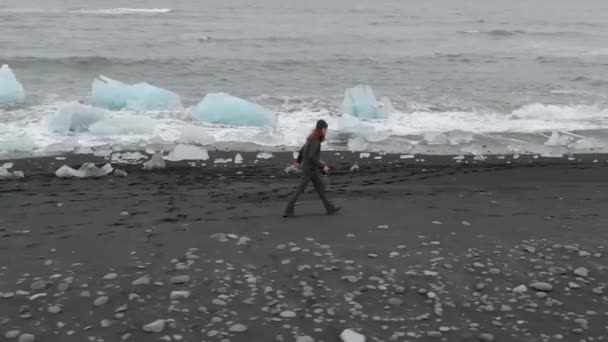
[0,152,607,342]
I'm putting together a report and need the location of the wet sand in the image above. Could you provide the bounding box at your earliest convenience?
[1,152,607,342]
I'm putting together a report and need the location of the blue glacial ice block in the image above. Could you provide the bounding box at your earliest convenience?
[90,75,183,111]
[50,103,107,134]
[88,115,156,135]
[341,84,390,119]
[191,93,277,127]
[0,65,25,106]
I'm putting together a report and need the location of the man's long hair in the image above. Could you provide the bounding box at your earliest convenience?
[307,128,326,142]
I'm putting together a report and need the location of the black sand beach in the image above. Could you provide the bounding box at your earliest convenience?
[1,152,607,342]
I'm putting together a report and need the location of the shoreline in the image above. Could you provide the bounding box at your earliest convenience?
[2,151,608,178]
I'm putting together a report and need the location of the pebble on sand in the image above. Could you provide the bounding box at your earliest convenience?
[530,282,553,292]
[18,334,35,342]
[477,333,495,342]
[170,275,191,284]
[30,280,47,291]
[143,319,166,333]
[340,329,366,342]
[132,276,151,285]
[512,285,527,293]
[5,330,20,339]
[296,336,315,342]
[228,324,248,333]
[170,291,191,300]
[93,296,109,307]
[574,267,589,277]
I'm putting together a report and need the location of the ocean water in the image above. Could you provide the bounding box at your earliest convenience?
[1,0,608,156]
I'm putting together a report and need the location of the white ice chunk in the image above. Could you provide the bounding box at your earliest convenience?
[90,75,183,111]
[142,151,166,170]
[424,131,474,145]
[191,93,277,127]
[177,124,215,146]
[0,65,25,106]
[0,135,35,152]
[234,153,243,164]
[165,144,209,161]
[89,115,156,135]
[341,85,391,119]
[0,166,24,180]
[256,152,273,159]
[111,152,147,164]
[573,137,605,149]
[49,103,107,134]
[341,329,366,342]
[284,165,303,175]
[347,136,369,151]
[544,131,572,146]
[55,163,113,178]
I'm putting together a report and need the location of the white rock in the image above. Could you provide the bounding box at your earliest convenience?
[143,319,165,333]
[228,323,248,333]
[512,285,527,293]
[170,291,191,300]
[340,329,366,342]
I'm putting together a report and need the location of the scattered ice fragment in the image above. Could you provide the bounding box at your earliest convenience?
[284,164,303,175]
[453,155,465,160]
[191,93,277,127]
[359,152,370,159]
[165,144,209,161]
[234,153,243,164]
[91,75,182,110]
[0,166,24,180]
[341,85,392,119]
[55,163,113,179]
[256,152,273,159]
[377,225,389,230]
[341,329,366,342]
[143,151,166,170]
[0,64,25,105]
[49,103,107,134]
[177,124,215,146]
[349,163,359,172]
[461,221,472,226]
[111,152,147,164]
[89,115,156,135]
[214,158,232,164]
[400,155,415,159]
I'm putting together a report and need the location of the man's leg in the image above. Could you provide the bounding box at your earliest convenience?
[311,171,338,213]
[284,175,310,216]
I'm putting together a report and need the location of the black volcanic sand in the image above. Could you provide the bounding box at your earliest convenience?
[0,152,607,342]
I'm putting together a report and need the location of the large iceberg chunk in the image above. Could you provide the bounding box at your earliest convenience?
[341,85,393,119]
[0,65,25,106]
[191,93,277,127]
[50,103,107,134]
[88,115,156,135]
[90,75,183,111]
[165,144,210,161]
